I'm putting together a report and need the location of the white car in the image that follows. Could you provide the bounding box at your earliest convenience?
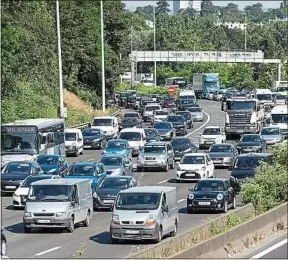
[199,126,226,149]
[176,153,214,182]
[12,175,61,208]
[152,109,169,124]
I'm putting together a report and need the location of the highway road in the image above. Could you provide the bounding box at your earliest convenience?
[1,100,241,259]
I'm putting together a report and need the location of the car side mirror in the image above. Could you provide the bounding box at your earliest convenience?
[162,205,168,212]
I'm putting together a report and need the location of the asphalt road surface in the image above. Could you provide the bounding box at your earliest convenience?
[2,100,242,259]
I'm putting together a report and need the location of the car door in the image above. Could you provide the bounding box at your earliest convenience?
[160,193,169,235]
[167,144,173,165]
[206,154,214,178]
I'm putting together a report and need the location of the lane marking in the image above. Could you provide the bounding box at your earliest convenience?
[178,199,186,203]
[157,179,170,184]
[250,238,287,259]
[186,111,211,137]
[35,246,61,256]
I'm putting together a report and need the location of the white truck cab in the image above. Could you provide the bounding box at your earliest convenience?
[270,105,288,137]
[91,116,118,140]
[64,128,84,157]
[253,89,274,106]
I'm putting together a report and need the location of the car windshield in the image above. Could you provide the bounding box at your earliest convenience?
[271,114,288,123]
[2,163,31,174]
[181,155,205,164]
[261,128,280,135]
[171,138,190,150]
[144,129,158,136]
[106,141,127,149]
[180,100,194,105]
[144,145,165,153]
[119,132,141,141]
[228,101,255,110]
[122,118,137,124]
[67,165,95,176]
[275,95,286,100]
[188,107,201,112]
[155,111,168,116]
[115,192,161,210]
[92,118,112,126]
[101,156,122,166]
[203,128,220,135]
[209,145,232,153]
[167,116,184,123]
[98,178,129,189]
[28,185,72,202]
[257,94,272,101]
[36,156,58,165]
[22,176,52,188]
[124,113,138,118]
[194,180,225,191]
[82,129,101,137]
[176,112,191,119]
[154,122,171,129]
[65,133,76,141]
[241,135,261,142]
[234,156,268,169]
[145,106,160,111]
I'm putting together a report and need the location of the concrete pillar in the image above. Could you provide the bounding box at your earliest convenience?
[277,63,282,81]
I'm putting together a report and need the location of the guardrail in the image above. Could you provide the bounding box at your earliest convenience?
[71,106,121,129]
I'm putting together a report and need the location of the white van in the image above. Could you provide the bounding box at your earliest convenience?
[65,128,84,157]
[253,89,274,106]
[270,105,288,138]
[23,179,93,233]
[110,186,179,243]
[179,90,196,102]
[119,128,146,156]
[90,116,118,140]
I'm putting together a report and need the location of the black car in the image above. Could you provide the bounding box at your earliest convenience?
[1,227,6,256]
[1,161,43,194]
[93,176,137,210]
[177,99,196,111]
[144,128,161,142]
[186,178,236,213]
[175,111,193,129]
[171,137,197,161]
[119,117,141,130]
[166,115,187,135]
[82,128,107,149]
[229,153,272,193]
[35,154,69,176]
[236,134,267,154]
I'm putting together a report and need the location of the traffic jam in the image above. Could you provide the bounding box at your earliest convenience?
[1,78,287,257]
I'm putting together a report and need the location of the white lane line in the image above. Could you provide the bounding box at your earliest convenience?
[157,179,170,184]
[35,246,61,256]
[249,238,287,259]
[186,111,211,137]
[178,199,186,203]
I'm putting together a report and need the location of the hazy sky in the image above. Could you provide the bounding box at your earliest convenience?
[123,1,282,11]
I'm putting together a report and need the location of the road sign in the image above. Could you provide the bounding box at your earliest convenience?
[168,86,176,94]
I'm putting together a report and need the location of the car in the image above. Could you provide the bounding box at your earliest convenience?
[236,134,267,154]
[90,116,119,140]
[92,176,137,210]
[119,117,141,130]
[176,153,214,182]
[199,126,226,149]
[264,105,272,124]
[229,153,272,193]
[153,122,175,141]
[12,174,61,208]
[35,154,69,176]
[123,112,142,124]
[188,106,203,122]
[82,128,107,149]
[144,128,161,142]
[166,115,187,135]
[137,141,175,172]
[1,161,44,194]
[171,137,198,161]
[175,111,194,129]
[163,97,176,108]
[1,227,6,256]
[143,103,161,122]
[64,162,106,190]
[152,109,170,124]
[177,99,196,111]
[186,178,236,213]
[100,154,133,176]
[119,128,146,156]
[65,128,84,156]
[101,139,131,157]
[208,143,238,167]
[260,127,284,145]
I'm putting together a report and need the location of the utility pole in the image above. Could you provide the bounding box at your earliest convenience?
[100,0,106,111]
[243,12,247,52]
[153,0,157,87]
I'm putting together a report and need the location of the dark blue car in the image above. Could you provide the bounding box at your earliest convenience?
[35,154,68,176]
[153,122,175,141]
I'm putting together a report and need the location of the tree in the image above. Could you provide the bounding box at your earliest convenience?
[182,7,198,18]
[156,0,170,15]
[135,5,154,21]
[200,0,215,17]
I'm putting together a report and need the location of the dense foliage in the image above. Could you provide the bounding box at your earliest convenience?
[241,142,288,213]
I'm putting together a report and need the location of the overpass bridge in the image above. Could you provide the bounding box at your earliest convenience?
[129,50,282,85]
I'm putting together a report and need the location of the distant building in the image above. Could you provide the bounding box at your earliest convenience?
[189,0,201,12]
[215,22,246,30]
[173,0,189,13]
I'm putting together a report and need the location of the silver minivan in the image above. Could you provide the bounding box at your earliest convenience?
[23,179,93,233]
[110,186,179,243]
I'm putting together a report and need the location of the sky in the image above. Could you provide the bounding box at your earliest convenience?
[123,1,282,11]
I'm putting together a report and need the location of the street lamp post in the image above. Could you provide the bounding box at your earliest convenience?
[243,12,247,52]
[153,0,157,87]
[100,0,106,111]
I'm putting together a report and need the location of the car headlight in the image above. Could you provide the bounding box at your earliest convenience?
[24,212,32,217]
[112,214,120,224]
[92,192,99,198]
[48,168,57,173]
[223,157,231,162]
[93,138,100,142]
[145,215,156,225]
[253,146,261,149]
[217,193,224,200]
[112,168,122,175]
[188,193,194,200]
[56,212,67,217]
[166,132,171,136]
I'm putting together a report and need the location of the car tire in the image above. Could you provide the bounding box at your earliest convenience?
[222,200,228,213]
[74,149,79,157]
[67,216,75,233]
[164,162,169,172]
[170,220,178,237]
[187,208,195,214]
[83,211,90,227]
[1,238,7,256]
[137,167,143,172]
[24,226,31,233]
[231,196,236,209]
[170,159,175,169]
[154,227,162,243]
[80,149,83,155]
[111,236,119,244]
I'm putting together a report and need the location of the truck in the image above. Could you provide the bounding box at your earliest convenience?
[221,97,265,138]
[270,105,288,138]
[192,73,221,99]
[272,81,288,92]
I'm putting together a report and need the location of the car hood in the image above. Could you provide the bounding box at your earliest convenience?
[83,136,99,141]
[113,209,157,222]
[237,142,261,147]
[1,154,35,167]
[15,186,30,196]
[92,126,113,133]
[201,134,221,139]
[155,115,168,119]
[105,165,124,171]
[142,152,162,157]
[170,122,184,126]
[104,148,127,154]
[261,135,281,140]
[121,123,137,128]
[178,164,205,171]
[231,168,255,178]
[209,152,233,158]
[25,202,70,213]
[40,164,59,173]
[64,175,97,182]
[156,128,170,134]
[146,136,158,141]
[1,174,30,181]
[190,112,202,116]
[96,188,121,198]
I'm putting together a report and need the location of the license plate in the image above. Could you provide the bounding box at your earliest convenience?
[205,141,213,144]
[37,219,50,223]
[84,145,91,148]
[5,186,16,189]
[186,173,195,176]
[125,230,139,234]
[103,200,114,204]
[236,130,244,133]
[213,160,222,163]
[198,201,210,205]
[244,149,253,151]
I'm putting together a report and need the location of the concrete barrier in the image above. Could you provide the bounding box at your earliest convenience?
[171,202,288,259]
[127,203,255,259]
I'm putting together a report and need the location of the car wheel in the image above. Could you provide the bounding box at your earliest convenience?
[222,200,228,213]
[164,162,169,172]
[1,238,7,256]
[74,149,79,157]
[231,196,236,209]
[154,227,162,243]
[187,207,195,214]
[67,216,75,233]
[170,220,178,237]
[80,149,83,155]
[170,159,175,169]
[111,236,119,244]
[83,211,90,227]
[24,226,31,233]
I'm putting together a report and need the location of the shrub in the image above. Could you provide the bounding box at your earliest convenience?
[241,142,288,213]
